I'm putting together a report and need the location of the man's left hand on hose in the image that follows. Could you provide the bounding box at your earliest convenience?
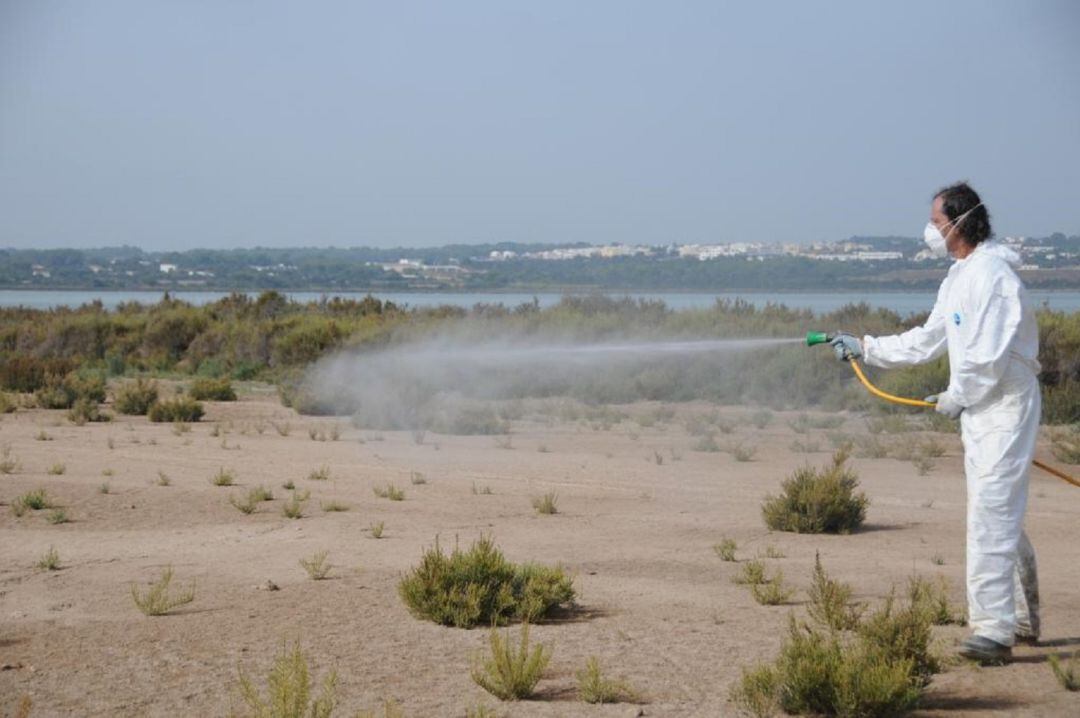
[925,392,964,419]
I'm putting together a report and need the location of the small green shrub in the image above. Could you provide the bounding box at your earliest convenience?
[857,595,939,685]
[211,468,236,486]
[761,450,868,534]
[299,550,332,580]
[807,553,862,631]
[250,485,274,502]
[17,488,51,510]
[148,396,204,423]
[68,397,110,424]
[307,465,330,481]
[733,559,768,586]
[320,500,349,512]
[47,462,66,475]
[37,545,60,570]
[131,566,196,616]
[750,570,795,606]
[577,656,638,704]
[373,483,404,501]
[369,521,385,538]
[907,575,965,626]
[471,623,551,700]
[0,446,20,474]
[731,616,923,718]
[233,639,337,718]
[398,535,574,628]
[282,491,306,519]
[189,377,237,401]
[714,538,737,562]
[1049,652,1080,691]
[410,471,427,485]
[230,492,259,514]
[531,491,558,515]
[46,508,69,524]
[114,378,159,415]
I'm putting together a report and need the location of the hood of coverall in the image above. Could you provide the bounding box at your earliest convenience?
[969,240,1022,268]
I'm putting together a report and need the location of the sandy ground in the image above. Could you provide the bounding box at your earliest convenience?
[1,387,1079,717]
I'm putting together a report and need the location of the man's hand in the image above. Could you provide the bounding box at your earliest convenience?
[829,333,863,362]
[925,393,963,419]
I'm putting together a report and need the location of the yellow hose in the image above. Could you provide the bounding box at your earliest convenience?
[848,359,1080,489]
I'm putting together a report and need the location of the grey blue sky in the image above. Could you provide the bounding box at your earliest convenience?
[1,1,1078,250]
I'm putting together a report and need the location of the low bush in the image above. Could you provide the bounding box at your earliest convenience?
[68,397,110,424]
[761,450,868,534]
[131,566,196,616]
[733,560,768,586]
[299,550,332,580]
[189,377,237,401]
[148,396,204,423]
[373,483,404,501]
[531,491,558,515]
[233,639,337,718]
[114,378,159,415]
[577,656,638,704]
[731,615,924,718]
[398,535,574,628]
[471,623,551,700]
[750,570,795,606]
[714,538,737,562]
[37,545,60,570]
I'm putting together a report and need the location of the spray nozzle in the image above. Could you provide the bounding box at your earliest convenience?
[805,331,834,347]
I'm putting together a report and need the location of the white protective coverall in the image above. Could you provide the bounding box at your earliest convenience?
[861,240,1041,645]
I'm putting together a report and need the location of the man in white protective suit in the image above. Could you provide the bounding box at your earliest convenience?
[829,181,1041,664]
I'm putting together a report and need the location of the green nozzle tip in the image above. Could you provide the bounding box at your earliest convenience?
[806,331,831,347]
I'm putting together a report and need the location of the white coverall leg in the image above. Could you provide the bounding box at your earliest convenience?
[961,361,1040,644]
[861,240,1042,647]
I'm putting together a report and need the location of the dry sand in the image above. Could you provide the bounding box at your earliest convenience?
[1,388,1079,717]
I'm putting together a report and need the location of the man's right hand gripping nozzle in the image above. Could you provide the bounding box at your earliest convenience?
[829,332,863,362]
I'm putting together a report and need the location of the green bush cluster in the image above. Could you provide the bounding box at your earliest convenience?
[189,377,237,401]
[733,564,943,717]
[148,396,205,423]
[34,371,106,410]
[114,378,159,415]
[762,450,868,534]
[398,535,575,628]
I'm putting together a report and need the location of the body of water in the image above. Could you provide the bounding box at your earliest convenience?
[3,289,1080,315]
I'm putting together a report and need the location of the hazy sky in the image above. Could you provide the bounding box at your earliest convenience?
[1,1,1078,250]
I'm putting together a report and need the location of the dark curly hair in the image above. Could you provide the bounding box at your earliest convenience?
[934,181,992,246]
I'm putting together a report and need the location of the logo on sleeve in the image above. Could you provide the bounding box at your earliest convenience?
[953,312,962,326]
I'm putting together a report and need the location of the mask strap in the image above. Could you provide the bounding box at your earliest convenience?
[944,202,983,240]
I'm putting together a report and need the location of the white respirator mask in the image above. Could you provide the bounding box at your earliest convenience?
[923,202,983,258]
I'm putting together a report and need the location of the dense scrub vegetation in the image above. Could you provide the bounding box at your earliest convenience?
[1,291,1078,424]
